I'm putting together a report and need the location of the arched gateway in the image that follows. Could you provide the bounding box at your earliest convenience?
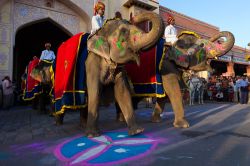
[0,0,92,82]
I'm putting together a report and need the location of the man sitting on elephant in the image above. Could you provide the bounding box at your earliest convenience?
[164,14,178,46]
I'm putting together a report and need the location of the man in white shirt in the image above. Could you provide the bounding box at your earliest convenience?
[91,1,105,34]
[2,76,14,110]
[40,43,55,61]
[164,15,178,45]
[238,76,249,104]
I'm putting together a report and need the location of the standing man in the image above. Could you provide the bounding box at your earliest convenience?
[239,76,249,104]
[164,14,178,46]
[2,76,14,110]
[91,1,105,34]
[40,42,55,61]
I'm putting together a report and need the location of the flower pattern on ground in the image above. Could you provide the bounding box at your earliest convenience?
[54,131,161,165]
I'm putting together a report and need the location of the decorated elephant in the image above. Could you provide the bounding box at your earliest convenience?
[22,58,54,114]
[30,12,164,137]
[117,31,235,128]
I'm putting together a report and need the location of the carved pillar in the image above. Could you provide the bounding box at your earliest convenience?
[246,66,250,77]
[226,62,235,77]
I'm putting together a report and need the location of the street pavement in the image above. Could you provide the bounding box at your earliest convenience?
[0,102,250,166]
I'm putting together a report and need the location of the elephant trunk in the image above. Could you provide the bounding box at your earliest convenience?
[208,31,235,58]
[131,12,164,51]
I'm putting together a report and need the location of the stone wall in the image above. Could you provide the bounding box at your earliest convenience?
[0,0,12,80]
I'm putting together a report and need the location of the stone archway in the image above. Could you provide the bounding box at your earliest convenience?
[13,18,71,89]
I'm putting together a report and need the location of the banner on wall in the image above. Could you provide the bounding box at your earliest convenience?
[218,55,231,62]
[232,56,250,65]
[217,55,250,65]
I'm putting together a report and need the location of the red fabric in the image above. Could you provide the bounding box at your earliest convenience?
[125,47,157,83]
[54,32,84,99]
[26,59,40,91]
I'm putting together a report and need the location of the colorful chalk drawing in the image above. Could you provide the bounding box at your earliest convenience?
[54,131,163,165]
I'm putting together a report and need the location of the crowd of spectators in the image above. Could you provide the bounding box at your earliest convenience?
[204,75,249,104]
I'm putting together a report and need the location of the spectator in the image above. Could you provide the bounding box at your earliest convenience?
[207,87,213,100]
[232,80,238,102]
[216,90,223,102]
[239,76,249,104]
[236,76,242,102]
[2,76,14,110]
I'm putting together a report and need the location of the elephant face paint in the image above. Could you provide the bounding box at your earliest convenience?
[108,25,137,62]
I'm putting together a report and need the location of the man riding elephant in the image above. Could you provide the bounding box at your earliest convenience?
[117,30,235,128]
[22,55,54,114]
[30,11,164,137]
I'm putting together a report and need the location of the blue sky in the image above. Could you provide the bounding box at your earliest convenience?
[159,0,250,48]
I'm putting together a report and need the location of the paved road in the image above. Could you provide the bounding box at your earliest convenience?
[0,102,250,166]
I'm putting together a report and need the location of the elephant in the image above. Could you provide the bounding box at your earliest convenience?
[116,31,235,128]
[30,12,164,137]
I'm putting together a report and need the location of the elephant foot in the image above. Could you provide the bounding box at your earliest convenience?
[151,113,162,123]
[128,126,144,136]
[173,118,190,128]
[54,114,64,126]
[116,113,126,122]
[80,118,87,128]
[85,128,101,138]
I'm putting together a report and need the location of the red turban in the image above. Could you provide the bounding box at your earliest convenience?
[94,1,105,14]
[167,14,175,24]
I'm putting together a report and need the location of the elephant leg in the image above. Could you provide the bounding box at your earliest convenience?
[85,89,100,137]
[152,97,166,123]
[85,74,101,138]
[132,97,141,110]
[162,74,189,128]
[39,93,46,114]
[115,102,125,122]
[80,107,88,128]
[54,113,65,125]
[114,75,144,136]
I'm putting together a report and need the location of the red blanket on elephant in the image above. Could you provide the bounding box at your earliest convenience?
[23,58,42,100]
[54,32,89,114]
[125,38,165,97]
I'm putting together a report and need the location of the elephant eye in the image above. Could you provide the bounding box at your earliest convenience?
[199,43,205,48]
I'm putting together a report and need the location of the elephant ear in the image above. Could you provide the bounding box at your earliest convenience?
[87,35,110,60]
[167,47,190,68]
